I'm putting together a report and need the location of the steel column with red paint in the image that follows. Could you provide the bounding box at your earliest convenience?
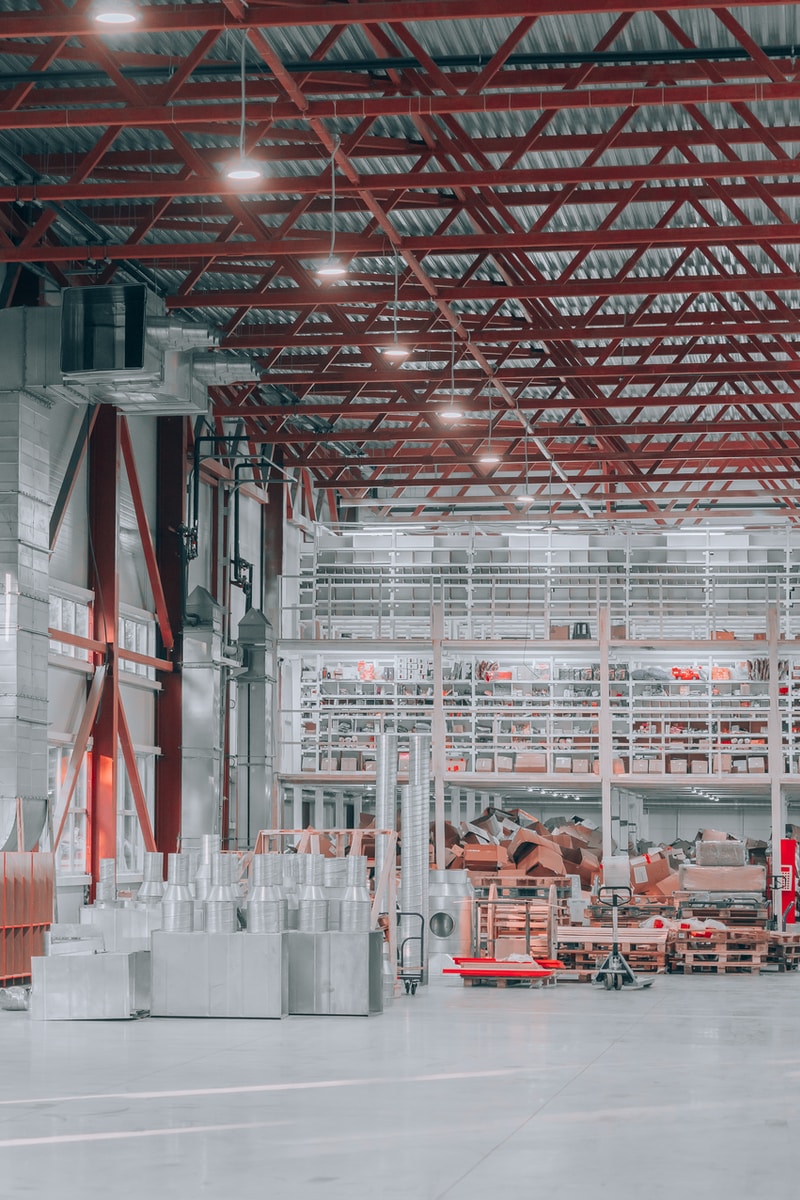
[87,405,120,896]
[154,416,186,855]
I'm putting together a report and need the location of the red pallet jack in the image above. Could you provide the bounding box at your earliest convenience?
[592,886,655,991]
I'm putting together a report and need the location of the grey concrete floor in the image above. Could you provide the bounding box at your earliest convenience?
[0,974,797,1199]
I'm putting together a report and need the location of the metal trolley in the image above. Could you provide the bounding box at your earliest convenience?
[397,910,425,995]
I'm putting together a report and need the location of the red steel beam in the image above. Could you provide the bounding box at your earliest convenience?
[119,415,175,652]
[117,693,157,854]
[4,79,800,132]
[11,220,800,264]
[154,416,186,855]
[49,405,99,553]
[0,2,785,40]
[87,405,120,898]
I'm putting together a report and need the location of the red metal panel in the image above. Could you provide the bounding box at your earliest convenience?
[87,406,120,897]
[154,417,186,855]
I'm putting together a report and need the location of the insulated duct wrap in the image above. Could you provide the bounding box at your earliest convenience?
[137,852,165,905]
[400,734,430,976]
[205,853,239,933]
[162,854,193,932]
[374,733,398,907]
[247,853,287,933]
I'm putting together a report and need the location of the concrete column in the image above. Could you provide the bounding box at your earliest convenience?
[0,392,50,851]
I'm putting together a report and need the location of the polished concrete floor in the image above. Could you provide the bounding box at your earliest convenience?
[1,974,797,1198]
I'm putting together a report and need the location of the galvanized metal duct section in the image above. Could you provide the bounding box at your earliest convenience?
[374,733,398,908]
[0,393,50,853]
[399,734,430,978]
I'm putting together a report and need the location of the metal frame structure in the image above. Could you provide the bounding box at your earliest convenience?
[2,2,800,527]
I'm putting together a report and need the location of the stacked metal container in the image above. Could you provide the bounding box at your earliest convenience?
[161,853,194,932]
[246,854,287,934]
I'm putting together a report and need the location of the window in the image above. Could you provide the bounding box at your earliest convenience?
[119,606,156,681]
[46,745,88,876]
[49,586,91,661]
[117,752,155,874]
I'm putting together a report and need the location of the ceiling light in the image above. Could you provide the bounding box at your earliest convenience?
[91,0,138,23]
[224,33,264,183]
[316,256,347,279]
[439,407,463,419]
[479,450,500,465]
[226,156,263,182]
[382,343,409,360]
[317,137,347,279]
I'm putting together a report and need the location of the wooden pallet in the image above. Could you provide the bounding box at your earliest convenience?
[557,926,670,974]
[765,932,800,971]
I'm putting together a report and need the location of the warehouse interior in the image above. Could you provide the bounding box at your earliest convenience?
[2,1,800,1197]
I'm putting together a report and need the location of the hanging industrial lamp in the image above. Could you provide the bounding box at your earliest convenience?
[91,0,139,22]
[478,380,500,464]
[225,33,264,183]
[317,139,347,278]
[381,251,409,358]
[439,326,463,418]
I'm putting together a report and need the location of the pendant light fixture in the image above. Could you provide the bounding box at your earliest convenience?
[317,138,347,278]
[91,0,138,22]
[518,423,536,503]
[479,379,500,464]
[381,250,409,358]
[439,326,462,419]
[225,33,264,183]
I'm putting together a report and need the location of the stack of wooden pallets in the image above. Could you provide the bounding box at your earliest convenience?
[765,930,800,972]
[556,926,670,975]
[670,927,767,974]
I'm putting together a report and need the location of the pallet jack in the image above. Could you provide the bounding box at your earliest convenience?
[592,886,655,991]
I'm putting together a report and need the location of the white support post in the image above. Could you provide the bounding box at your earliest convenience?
[768,604,785,924]
[431,602,446,869]
[599,607,613,863]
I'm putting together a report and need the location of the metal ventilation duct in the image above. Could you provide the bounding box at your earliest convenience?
[399,734,431,978]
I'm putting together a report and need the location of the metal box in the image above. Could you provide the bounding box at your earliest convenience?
[79,904,162,953]
[150,931,287,1018]
[30,951,151,1020]
[287,930,383,1016]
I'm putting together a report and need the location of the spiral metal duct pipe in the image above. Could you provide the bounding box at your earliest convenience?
[96,858,117,905]
[162,853,193,932]
[341,854,371,933]
[137,851,165,905]
[400,734,431,976]
[247,853,287,933]
[374,734,398,908]
[205,853,239,933]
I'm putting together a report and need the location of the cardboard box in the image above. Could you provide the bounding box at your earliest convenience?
[613,757,626,774]
[748,756,766,772]
[464,844,508,871]
[630,855,672,894]
[572,757,590,773]
[711,630,736,640]
[611,624,627,639]
[475,757,494,772]
[320,755,339,771]
[549,624,570,640]
[340,756,359,772]
[508,828,554,865]
[690,760,707,774]
[446,757,467,772]
[522,844,566,878]
[678,863,766,892]
[554,756,572,772]
[515,752,547,772]
[496,754,514,772]
[668,757,687,774]
[648,758,663,773]
[653,872,680,897]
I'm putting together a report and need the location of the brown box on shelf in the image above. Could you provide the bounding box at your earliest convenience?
[362,759,376,773]
[496,754,514,772]
[668,756,687,774]
[610,624,627,639]
[711,630,736,640]
[475,757,494,772]
[719,753,733,772]
[732,757,749,772]
[632,757,650,774]
[572,757,590,773]
[613,756,627,774]
[748,756,766,772]
[340,755,360,772]
[690,759,707,774]
[515,751,547,772]
[554,756,572,772]
[320,755,339,771]
[648,758,663,772]
[549,624,570,640]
